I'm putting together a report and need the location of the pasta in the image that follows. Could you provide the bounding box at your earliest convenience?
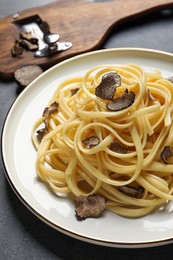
[32,63,173,218]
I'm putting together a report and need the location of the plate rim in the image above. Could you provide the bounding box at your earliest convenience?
[1,47,173,248]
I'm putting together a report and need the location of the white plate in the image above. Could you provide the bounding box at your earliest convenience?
[2,48,173,248]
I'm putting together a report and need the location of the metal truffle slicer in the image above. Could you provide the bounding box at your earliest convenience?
[35,31,72,58]
[19,17,72,58]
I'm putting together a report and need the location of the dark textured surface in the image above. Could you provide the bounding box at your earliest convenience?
[1,1,173,259]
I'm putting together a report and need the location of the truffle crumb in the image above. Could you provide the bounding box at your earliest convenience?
[167,77,173,84]
[75,194,106,220]
[118,185,144,198]
[82,136,100,149]
[42,102,58,118]
[95,72,121,100]
[71,88,79,96]
[36,125,48,141]
[160,146,173,164]
[11,40,23,57]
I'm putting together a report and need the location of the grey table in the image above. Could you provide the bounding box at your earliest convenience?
[1,1,173,259]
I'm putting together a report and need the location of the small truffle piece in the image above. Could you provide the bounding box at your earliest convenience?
[42,102,59,118]
[82,136,100,149]
[118,185,144,198]
[107,91,135,111]
[168,77,173,84]
[95,72,121,100]
[14,65,43,87]
[11,40,23,57]
[71,88,79,96]
[160,146,173,164]
[75,194,106,220]
[20,31,38,44]
[36,125,48,141]
[110,140,128,154]
[19,39,38,51]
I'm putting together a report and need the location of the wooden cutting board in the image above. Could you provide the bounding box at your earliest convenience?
[0,0,173,79]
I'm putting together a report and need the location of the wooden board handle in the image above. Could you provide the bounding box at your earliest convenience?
[0,0,173,79]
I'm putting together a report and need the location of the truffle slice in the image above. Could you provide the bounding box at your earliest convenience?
[42,102,58,118]
[95,72,121,100]
[110,140,128,154]
[118,185,144,198]
[36,124,48,141]
[82,136,100,149]
[11,40,23,57]
[20,31,38,44]
[160,146,173,164]
[19,39,38,51]
[75,194,106,220]
[107,90,135,111]
[167,77,173,84]
[71,88,79,96]
[14,65,43,87]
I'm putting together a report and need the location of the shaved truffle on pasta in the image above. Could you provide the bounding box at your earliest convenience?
[32,63,173,219]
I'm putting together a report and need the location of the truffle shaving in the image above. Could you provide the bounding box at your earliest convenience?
[20,31,38,44]
[19,39,38,51]
[36,125,48,142]
[42,102,59,118]
[11,40,23,57]
[95,72,121,100]
[75,194,106,220]
[167,77,173,84]
[107,91,135,111]
[160,146,173,164]
[71,88,79,96]
[14,65,43,87]
[110,140,128,154]
[82,136,100,149]
[118,185,144,198]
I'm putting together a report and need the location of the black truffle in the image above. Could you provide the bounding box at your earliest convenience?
[107,91,135,111]
[11,40,23,57]
[20,31,38,44]
[75,194,106,220]
[14,65,43,87]
[95,72,121,100]
[19,39,38,51]
[110,140,128,154]
[71,88,79,96]
[167,77,173,84]
[82,136,100,149]
[118,185,144,198]
[42,102,59,118]
[160,146,173,164]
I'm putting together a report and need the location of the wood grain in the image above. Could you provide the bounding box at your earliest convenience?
[0,0,173,79]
